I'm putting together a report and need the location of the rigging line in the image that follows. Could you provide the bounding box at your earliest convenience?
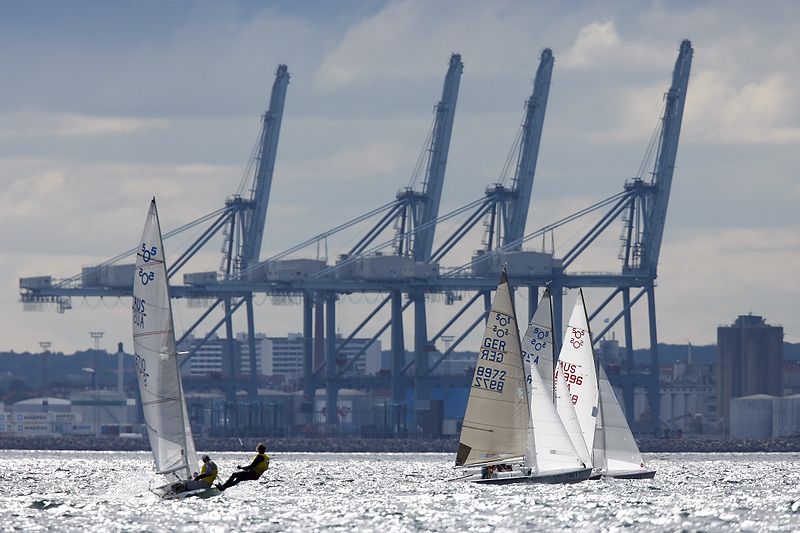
[238,200,400,277]
[443,190,630,277]
[499,124,525,188]
[408,113,437,190]
[237,120,265,197]
[638,101,667,182]
[54,206,233,288]
[310,196,489,278]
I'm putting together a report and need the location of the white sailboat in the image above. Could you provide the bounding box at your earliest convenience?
[522,288,592,469]
[556,289,654,479]
[132,198,219,500]
[553,289,600,467]
[454,272,590,484]
[593,364,656,479]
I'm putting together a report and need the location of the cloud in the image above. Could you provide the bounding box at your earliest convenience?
[0,112,169,139]
[686,71,800,145]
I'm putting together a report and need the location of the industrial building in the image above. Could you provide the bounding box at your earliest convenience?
[717,314,784,436]
[729,394,800,438]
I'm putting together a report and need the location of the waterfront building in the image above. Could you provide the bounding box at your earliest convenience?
[717,314,783,436]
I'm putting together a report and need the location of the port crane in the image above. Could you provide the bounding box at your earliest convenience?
[19,41,692,436]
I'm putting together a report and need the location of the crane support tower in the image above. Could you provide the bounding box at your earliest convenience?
[19,42,692,437]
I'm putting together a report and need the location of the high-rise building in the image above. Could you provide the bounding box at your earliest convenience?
[178,334,266,378]
[262,333,382,379]
[717,314,783,436]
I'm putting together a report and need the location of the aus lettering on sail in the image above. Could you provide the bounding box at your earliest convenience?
[133,295,147,328]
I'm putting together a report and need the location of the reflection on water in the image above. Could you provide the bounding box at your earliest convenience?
[1,451,799,532]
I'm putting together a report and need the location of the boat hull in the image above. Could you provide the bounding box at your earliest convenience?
[459,466,593,485]
[603,469,656,480]
[154,481,221,500]
[528,467,593,484]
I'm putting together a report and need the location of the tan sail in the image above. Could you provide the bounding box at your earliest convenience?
[456,270,528,467]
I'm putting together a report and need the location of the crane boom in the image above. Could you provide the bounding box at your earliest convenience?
[242,64,291,268]
[504,48,554,249]
[642,40,692,270]
[413,54,463,262]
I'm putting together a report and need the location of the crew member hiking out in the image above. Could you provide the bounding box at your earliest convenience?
[180,454,218,493]
[216,443,269,492]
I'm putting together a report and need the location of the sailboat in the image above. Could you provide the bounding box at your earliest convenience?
[556,289,655,479]
[522,288,593,470]
[593,364,656,479]
[454,271,591,484]
[132,198,220,500]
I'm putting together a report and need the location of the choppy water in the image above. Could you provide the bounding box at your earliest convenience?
[1,450,799,532]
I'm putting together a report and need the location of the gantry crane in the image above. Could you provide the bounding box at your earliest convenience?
[19,42,691,437]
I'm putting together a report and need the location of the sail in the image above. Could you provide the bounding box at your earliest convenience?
[527,341,587,474]
[555,364,593,467]
[593,364,650,475]
[521,288,556,397]
[555,290,599,454]
[521,289,554,468]
[456,271,528,467]
[132,198,196,481]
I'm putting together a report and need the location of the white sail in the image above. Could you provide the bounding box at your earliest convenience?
[456,270,528,467]
[521,288,556,397]
[555,289,599,455]
[132,198,196,482]
[555,364,593,467]
[593,364,653,477]
[527,343,587,475]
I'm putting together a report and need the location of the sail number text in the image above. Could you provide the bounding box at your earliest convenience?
[474,365,506,391]
[558,361,583,404]
[133,296,147,328]
[134,353,149,386]
[480,336,506,363]
[138,243,158,285]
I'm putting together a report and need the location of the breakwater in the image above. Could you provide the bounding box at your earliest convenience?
[2,435,800,453]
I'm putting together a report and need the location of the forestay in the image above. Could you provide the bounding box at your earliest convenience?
[132,198,197,481]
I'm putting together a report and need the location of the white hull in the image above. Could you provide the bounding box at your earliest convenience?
[457,466,593,485]
[597,469,656,480]
[154,481,221,500]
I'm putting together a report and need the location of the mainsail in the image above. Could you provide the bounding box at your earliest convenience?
[593,364,653,477]
[555,289,599,455]
[132,198,196,481]
[455,270,528,467]
[526,336,587,475]
[522,289,589,474]
[521,288,556,397]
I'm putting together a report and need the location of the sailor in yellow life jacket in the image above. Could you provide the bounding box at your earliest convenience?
[182,454,218,492]
[216,443,270,492]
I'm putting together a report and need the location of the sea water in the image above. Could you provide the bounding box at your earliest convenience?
[1,450,798,532]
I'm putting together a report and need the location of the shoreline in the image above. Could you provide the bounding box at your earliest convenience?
[2,435,800,453]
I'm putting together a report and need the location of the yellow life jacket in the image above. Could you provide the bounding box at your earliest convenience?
[198,460,218,483]
[252,453,270,475]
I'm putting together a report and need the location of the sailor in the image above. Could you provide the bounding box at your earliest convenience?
[182,454,218,492]
[216,443,270,492]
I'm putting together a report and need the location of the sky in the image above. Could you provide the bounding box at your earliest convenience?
[2,0,799,355]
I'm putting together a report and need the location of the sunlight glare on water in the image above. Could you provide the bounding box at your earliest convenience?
[1,450,799,532]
